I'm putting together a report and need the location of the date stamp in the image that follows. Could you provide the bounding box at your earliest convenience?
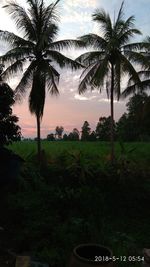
[95,255,145,262]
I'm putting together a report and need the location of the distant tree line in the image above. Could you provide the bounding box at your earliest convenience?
[46,93,150,142]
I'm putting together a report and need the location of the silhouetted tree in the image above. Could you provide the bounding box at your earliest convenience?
[67,129,80,141]
[117,93,150,141]
[89,131,97,141]
[55,126,64,139]
[47,133,55,141]
[71,128,80,141]
[63,133,68,141]
[81,121,91,141]
[96,116,116,141]
[0,66,21,146]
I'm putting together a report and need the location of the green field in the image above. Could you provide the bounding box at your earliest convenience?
[9,141,150,170]
[9,140,150,158]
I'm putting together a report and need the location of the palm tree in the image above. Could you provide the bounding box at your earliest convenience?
[0,0,82,160]
[76,2,149,163]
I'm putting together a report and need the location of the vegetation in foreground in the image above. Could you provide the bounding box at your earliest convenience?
[0,141,148,266]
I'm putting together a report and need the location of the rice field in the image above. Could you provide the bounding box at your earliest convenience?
[9,140,150,165]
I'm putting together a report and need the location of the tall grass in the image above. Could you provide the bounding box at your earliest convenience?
[9,141,150,164]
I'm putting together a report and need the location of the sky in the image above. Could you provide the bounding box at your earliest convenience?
[0,0,150,137]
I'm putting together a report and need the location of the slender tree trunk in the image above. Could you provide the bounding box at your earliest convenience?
[110,63,115,164]
[36,114,41,162]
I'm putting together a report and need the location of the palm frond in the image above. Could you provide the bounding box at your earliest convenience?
[46,74,59,96]
[3,1,36,40]
[76,51,105,65]
[121,79,150,98]
[49,39,85,50]
[92,9,112,40]
[79,34,107,50]
[91,57,109,88]
[0,30,34,48]
[15,60,37,100]
[120,15,135,31]
[113,2,125,34]
[124,50,150,69]
[38,59,60,95]
[43,0,60,28]
[120,53,141,85]
[26,0,44,41]
[28,0,60,43]
[78,62,101,94]
[137,70,150,79]
[45,63,60,95]
[45,50,83,70]
[123,42,150,51]
[1,59,26,80]
[38,23,59,49]
[115,1,124,25]
[26,0,39,27]
[127,70,150,87]
[119,28,142,46]
[0,47,33,65]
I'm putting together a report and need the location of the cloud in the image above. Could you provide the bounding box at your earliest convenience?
[98,98,124,104]
[64,0,98,8]
[60,0,99,29]
[61,10,91,24]
[74,94,97,101]
[74,94,88,101]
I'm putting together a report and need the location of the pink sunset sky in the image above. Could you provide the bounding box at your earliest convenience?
[0,0,150,138]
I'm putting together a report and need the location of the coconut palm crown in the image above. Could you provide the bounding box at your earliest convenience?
[0,0,82,159]
[122,35,150,98]
[76,2,150,162]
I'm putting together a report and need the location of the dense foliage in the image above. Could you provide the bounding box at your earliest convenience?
[96,117,116,141]
[117,93,150,141]
[0,80,21,146]
[1,142,150,267]
[81,121,91,141]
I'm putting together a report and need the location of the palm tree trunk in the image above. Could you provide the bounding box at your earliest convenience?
[36,114,41,162]
[110,63,115,164]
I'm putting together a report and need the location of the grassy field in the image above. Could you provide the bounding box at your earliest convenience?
[9,141,150,170]
[9,140,150,158]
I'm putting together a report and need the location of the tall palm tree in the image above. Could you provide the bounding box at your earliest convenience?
[0,0,82,160]
[76,2,149,163]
